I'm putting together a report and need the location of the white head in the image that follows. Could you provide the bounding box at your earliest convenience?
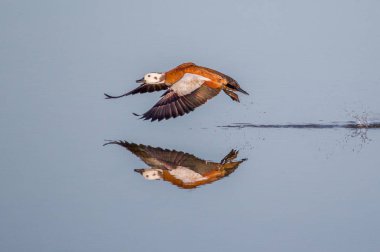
[134,168,163,180]
[136,72,165,84]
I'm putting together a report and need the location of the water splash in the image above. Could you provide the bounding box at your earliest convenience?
[218,121,380,129]
[218,114,380,153]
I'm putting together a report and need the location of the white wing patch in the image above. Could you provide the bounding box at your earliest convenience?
[170,73,210,96]
[169,166,206,183]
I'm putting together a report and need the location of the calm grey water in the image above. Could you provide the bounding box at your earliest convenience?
[1,0,380,251]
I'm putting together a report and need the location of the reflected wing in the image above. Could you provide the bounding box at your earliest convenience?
[141,85,220,121]
[107,141,211,169]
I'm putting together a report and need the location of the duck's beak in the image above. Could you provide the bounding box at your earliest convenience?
[134,169,145,175]
[236,87,249,95]
[136,78,144,83]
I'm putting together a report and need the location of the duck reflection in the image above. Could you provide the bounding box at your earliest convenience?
[106,141,247,189]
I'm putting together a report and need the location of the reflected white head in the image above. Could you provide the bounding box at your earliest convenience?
[138,72,165,84]
[141,169,163,180]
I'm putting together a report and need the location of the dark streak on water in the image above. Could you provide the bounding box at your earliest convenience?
[219,121,380,129]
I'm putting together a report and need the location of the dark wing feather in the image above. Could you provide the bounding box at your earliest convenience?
[108,141,210,169]
[142,85,221,121]
[125,83,168,95]
[105,84,168,99]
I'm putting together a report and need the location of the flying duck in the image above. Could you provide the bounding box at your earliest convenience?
[105,141,247,189]
[105,62,249,121]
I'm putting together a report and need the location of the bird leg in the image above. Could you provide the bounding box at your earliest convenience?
[220,149,239,164]
[223,90,240,102]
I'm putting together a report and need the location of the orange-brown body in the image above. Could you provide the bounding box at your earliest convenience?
[165,62,227,89]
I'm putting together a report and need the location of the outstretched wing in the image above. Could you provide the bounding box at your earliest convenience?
[140,73,221,121]
[105,83,168,99]
[107,141,210,169]
[126,83,168,95]
[141,85,220,121]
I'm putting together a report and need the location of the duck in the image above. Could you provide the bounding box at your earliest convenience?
[105,140,247,189]
[105,62,249,121]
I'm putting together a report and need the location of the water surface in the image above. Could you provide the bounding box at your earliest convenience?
[1,0,380,251]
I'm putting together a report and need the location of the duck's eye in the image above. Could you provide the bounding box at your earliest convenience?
[146,175,149,178]
[148,75,151,77]
[154,77,158,80]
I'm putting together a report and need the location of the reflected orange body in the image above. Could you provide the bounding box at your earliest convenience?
[160,160,242,189]
[161,169,226,189]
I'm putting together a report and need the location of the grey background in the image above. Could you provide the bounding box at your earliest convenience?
[1,0,380,251]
